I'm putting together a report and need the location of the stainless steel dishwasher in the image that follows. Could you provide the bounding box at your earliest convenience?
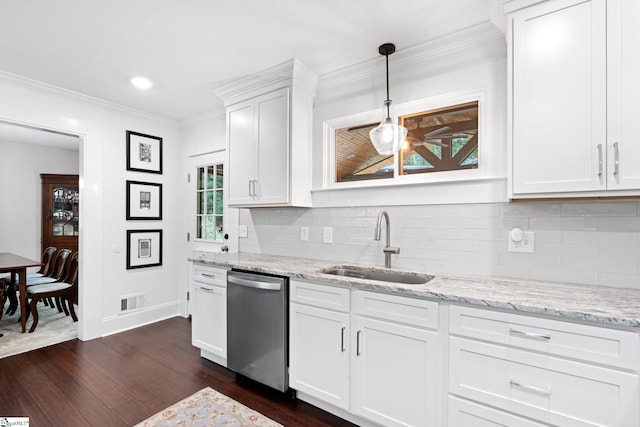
[226,269,289,393]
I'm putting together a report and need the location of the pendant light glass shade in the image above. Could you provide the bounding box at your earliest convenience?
[369,116,408,155]
[369,43,407,155]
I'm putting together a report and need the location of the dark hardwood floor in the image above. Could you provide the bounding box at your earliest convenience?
[0,316,357,427]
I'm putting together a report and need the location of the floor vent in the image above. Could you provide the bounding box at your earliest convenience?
[120,294,146,312]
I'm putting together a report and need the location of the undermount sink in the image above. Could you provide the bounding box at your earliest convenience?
[320,265,433,285]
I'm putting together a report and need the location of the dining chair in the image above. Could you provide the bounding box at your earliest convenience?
[0,278,7,322]
[6,248,72,316]
[26,253,78,333]
[26,246,57,279]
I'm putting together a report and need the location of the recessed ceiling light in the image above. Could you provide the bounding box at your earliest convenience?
[131,76,153,90]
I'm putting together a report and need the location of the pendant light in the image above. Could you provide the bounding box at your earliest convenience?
[369,43,407,155]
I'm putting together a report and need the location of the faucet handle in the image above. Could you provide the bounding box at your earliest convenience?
[383,247,400,255]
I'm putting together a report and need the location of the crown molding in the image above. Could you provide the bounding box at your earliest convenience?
[318,21,506,91]
[180,105,226,128]
[0,70,179,127]
[213,58,318,106]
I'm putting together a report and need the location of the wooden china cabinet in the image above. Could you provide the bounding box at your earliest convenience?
[41,174,79,254]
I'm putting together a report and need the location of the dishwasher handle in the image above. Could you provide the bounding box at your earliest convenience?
[228,273,282,291]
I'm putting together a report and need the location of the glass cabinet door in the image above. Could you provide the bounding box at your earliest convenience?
[41,174,79,254]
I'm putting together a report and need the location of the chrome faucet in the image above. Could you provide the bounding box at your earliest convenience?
[374,210,400,268]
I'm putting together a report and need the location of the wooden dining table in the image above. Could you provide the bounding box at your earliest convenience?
[0,252,42,333]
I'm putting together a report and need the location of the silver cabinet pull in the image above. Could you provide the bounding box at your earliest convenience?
[341,327,346,352]
[597,143,603,176]
[356,330,362,356]
[248,180,252,196]
[252,180,258,197]
[509,328,551,341]
[201,273,216,279]
[198,286,215,293]
[510,379,551,396]
[613,141,620,176]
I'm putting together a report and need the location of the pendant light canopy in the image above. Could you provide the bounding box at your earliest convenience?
[369,43,407,155]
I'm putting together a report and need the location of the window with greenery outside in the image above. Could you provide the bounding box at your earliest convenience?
[196,164,224,241]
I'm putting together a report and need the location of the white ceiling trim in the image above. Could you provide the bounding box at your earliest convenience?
[318,21,505,91]
[0,69,179,127]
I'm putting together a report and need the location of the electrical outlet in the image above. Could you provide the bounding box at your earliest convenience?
[300,226,309,241]
[323,227,333,243]
[508,228,534,253]
[238,225,248,238]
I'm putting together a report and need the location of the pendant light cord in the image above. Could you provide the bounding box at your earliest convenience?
[385,52,391,119]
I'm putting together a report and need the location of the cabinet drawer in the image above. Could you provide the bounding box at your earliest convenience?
[449,336,639,427]
[193,265,227,287]
[448,396,548,427]
[355,290,438,330]
[290,280,350,312]
[450,305,640,370]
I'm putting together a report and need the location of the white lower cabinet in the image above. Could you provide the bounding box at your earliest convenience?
[352,314,438,427]
[191,265,227,364]
[289,280,351,409]
[289,303,350,409]
[448,305,640,427]
[289,281,440,427]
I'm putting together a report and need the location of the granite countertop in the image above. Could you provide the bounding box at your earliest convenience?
[191,252,640,329]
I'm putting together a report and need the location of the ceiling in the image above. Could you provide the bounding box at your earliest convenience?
[0,0,498,147]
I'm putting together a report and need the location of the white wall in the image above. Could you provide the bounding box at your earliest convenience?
[0,73,182,340]
[0,140,79,258]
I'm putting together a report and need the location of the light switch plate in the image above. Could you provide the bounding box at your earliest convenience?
[322,227,333,243]
[300,226,309,241]
[238,225,248,238]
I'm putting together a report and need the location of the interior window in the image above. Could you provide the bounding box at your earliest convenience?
[333,101,478,183]
[196,163,224,241]
[399,101,478,175]
[335,123,393,182]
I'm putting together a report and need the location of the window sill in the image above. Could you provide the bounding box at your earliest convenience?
[311,176,508,207]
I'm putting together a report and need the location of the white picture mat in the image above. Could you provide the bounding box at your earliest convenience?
[128,182,161,218]
[128,133,161,172]
[127,230,162,268]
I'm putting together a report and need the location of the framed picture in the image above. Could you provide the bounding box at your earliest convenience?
[126,229,163,269]
[126,180,162,220]
[126,130,163,174]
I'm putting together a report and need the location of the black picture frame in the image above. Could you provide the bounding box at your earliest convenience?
[126,180,162,220]
[126,130,163,174]
[126,229,163,269]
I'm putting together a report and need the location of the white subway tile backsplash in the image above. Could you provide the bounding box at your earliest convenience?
[562,201,638,216]
[596,217,640,232]
[239,200,640,289]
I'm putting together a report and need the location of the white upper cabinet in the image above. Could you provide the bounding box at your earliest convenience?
[508,0,640,198]
[607,0,640,190]
[215,59,317,207]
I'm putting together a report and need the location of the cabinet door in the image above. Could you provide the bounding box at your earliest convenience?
[289,303,349,409]
[41,174,79,254]
[352,316,438,427]
[607,0,640,190]
[255,88,290,204]
[227,100,256,205]
[192,284,227,360]
[511,0,607,195]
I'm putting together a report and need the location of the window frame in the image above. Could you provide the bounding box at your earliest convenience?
[194,162,224,242]
[323,89,486,190]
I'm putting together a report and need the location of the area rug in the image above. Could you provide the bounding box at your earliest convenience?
[134,387,283,427]
[0,306,78,358]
